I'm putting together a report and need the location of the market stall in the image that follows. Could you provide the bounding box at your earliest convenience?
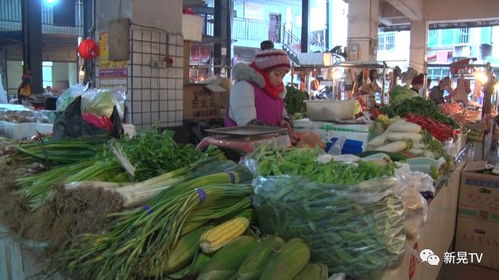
[0,80,482,280]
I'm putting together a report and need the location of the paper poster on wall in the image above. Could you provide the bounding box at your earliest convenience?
[99,32,128,78]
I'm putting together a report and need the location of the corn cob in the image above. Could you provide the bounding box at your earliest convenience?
[197,236,257,280]
[259,238,311,280]
[168,252,211,279]
[146,225,210,276]
[236,236,285,280]
[294,263,328,280]
[200,217,249,253]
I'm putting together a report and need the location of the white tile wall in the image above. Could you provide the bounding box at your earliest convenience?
[128,28,183,128]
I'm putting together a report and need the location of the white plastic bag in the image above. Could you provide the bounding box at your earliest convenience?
[81,86,126,118]
[56,84,87,112]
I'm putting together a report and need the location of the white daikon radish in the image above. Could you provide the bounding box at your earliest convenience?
[387,122,421,133]
[388,132,422,142]
[367,130,391,148]
[408,148,425,155]
[374,141,408,153]
[423,151,435,158]
[412,143,425,149]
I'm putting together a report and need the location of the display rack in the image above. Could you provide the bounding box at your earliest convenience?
[291,61,391,106]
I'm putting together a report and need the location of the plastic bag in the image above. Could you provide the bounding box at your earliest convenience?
[52,96,123,139]
[253,175,406,280]
[402,188,428,241]
[56,84,87,112]
[81,86,126,119]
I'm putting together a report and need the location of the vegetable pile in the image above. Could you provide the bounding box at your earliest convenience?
[382,97,460,129]
[254,145,395,185]
[17,130,217,209]
[284,85,309,117]
[389,85,418,104]
[405,114,457,141]
[253,175,406,279]
[47,164,254,280]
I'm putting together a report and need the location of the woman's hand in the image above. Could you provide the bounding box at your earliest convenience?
[280,119,300,145]
[280,119,292,134]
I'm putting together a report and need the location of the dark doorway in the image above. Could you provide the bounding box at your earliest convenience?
[268,13,281,43]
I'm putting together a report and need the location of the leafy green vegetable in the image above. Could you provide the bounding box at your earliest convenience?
[253,145,395,186]
[253,176,406,279]
[389,85,418,104]
[284,85,309,117]
[382,97,459,129]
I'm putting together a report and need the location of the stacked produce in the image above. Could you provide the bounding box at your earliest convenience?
[17,130,215,208]
[388,85,418,104]
[147,216,324,280]
[405,114,457,141]
[249,145,406,279]
[14,137,104,164]
[46,165,254,279]
[367,115,453,178]
[367,118,425,154]
[440,103,464,116]
[284,85,309,119]
[382,97,460,129]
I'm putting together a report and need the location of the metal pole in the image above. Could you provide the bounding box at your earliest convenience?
[301,0,309,53]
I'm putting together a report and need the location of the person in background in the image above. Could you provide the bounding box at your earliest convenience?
[260,40,275,50]
[429,76,452,105]
[410,73,425,93]
[225,49,298,143]
[17,72,32,104]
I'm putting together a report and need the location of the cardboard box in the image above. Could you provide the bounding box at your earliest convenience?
[455,216,499,270]
[458,161,499,223]
[183,84,222,121]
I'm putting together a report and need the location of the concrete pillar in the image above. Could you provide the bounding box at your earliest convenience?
[346,0,379,62]
[22,0,43,94]
[409,20,428,73]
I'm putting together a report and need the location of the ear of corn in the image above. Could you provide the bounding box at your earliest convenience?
[259,238,311,280]
[236,236,285,280]
[294,263,328,280]
[200,217,249,253]
[146,225,210,276]
[197,236,257,280]
[168,251,211,279]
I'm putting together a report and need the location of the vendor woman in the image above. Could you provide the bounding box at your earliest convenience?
[225,49,296,140]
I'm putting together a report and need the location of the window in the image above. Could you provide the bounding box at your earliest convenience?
[428,30,438,47]
[378,32,395,51]
[42,61,53,88]
[456,28,469,44]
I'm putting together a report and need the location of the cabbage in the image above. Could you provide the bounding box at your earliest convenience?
[389,85,418,104]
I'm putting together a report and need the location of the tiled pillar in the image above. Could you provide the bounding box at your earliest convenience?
[346,0,379,61]
[409,20,428,73]
[127,28,184,129]
[95,0,183,129]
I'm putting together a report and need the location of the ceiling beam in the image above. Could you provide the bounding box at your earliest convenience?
[385,0,423,21]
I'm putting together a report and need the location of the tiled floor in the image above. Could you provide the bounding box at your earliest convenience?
[438,264,499,280]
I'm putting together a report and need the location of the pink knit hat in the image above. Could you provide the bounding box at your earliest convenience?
[253,49,291,71]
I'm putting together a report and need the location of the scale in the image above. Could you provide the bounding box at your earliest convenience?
[197,126,291,160]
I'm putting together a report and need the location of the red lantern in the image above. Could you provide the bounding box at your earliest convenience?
[77,38,99,60]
